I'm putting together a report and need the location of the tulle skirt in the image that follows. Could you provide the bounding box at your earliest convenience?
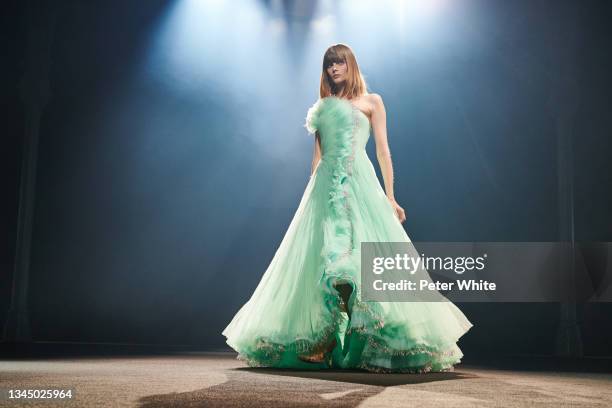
[222,151,473,373]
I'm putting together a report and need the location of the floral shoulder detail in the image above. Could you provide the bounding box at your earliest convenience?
[304,98,323,135]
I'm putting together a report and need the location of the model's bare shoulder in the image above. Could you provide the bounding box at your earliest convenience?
[366,93,385,118]
[367,93,384,106]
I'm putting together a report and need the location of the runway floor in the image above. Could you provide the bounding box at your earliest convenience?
[1,344,611,407]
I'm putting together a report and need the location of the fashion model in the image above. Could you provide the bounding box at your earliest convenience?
[222,44,473,373]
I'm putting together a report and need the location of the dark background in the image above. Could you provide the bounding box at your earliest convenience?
[2,0,611,357]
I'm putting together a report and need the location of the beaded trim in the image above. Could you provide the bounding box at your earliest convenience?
[335,101,359,262]
[234,297,346,368]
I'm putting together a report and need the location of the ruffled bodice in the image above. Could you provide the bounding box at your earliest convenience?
[304,95,372,159]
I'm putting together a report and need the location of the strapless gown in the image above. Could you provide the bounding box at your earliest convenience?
[222,95,473,373]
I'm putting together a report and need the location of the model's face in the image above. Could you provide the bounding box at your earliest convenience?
[326,60,347,85]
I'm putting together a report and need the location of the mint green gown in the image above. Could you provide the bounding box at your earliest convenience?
[222,95,473,373]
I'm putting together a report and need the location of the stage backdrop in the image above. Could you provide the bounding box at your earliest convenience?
[2,0,611,356]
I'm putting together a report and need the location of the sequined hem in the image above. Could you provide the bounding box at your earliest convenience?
[233,325,463,374]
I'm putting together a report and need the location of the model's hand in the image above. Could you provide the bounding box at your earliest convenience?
[388,198,406,223]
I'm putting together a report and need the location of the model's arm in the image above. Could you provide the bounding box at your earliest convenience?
[371,94,406,223]
[311,131,322,176]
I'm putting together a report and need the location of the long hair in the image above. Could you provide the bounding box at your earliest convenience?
[318,44,369,99]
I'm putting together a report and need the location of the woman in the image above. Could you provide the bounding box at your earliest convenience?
[222,44,473,373]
